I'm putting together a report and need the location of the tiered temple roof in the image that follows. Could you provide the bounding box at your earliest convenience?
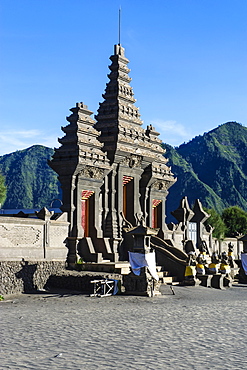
[50,102,110,176]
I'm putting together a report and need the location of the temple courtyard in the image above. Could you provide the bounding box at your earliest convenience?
[1,285,247,369]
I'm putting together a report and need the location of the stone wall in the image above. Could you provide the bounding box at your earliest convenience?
[0,260,65,295]
[0,210,69,261]
[0,260,122,296]
[0,209,70,296]
[46,270,123,294]
[217,237,242,258]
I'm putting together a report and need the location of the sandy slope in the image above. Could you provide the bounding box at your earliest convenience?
[1,285,247,369]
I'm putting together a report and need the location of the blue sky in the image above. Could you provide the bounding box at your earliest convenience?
[0,0,246,155]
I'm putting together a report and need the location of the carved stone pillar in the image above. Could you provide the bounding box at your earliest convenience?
[104,167,119,239]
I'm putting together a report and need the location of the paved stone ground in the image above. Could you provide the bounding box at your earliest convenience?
[1,284,247,370]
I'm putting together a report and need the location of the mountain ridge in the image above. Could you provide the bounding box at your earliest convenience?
[0,145,61,209]
[0,122,247,224]
[165,121,247,221]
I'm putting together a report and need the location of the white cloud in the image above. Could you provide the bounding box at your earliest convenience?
[0,129,58,156]
[0,119,191,156]
[40,136,60,150]
[149,119,191,146]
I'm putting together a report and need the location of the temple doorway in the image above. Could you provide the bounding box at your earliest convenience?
[152,199,162,228]
[123,175,134,225]
[81,190,94,237]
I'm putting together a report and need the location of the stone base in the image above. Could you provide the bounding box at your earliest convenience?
[123,269,161,297]
[0,260,66,296]
[180,276,200,286]
[198,274,213,288]
[0,260,123,296]
[197,274,232,289]
[46,271,123,294]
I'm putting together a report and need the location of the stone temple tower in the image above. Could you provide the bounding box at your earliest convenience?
[49,44,176,266]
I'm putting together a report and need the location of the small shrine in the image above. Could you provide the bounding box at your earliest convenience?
[123,219,160,296]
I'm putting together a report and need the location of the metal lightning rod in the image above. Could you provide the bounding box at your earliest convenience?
[118,7,121,45]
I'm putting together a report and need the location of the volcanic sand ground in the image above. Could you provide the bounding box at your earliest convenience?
[1,284,247,370]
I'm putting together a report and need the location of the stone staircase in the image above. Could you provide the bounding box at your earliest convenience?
[156,266,178,284]
[79,262,177,284]
[78,261,131,275]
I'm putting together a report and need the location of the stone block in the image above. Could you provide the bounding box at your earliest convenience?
[198,275,213,288]
[211,274,225,289]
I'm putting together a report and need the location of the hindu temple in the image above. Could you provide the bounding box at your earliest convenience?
[0,44,240,298]
[49,44,178,263]
[48,43,232,294]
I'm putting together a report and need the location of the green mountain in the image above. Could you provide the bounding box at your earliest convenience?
[165,122,247,222]
[1,122,247,223]
[0,145,61,209]
[163,143,225,222]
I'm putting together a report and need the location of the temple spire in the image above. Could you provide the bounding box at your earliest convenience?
[95,43,142,129]
[94,44,177,199]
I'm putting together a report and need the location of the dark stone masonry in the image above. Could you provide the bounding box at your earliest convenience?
[0,261,65,295]
[0,260,124,296]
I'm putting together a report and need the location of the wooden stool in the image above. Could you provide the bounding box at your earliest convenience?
[90,279,115,297]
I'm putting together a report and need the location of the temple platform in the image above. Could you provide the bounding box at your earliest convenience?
[76,261,131,275]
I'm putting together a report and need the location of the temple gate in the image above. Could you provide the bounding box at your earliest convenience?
[49,44,176,267]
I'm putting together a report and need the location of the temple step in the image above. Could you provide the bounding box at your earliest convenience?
[161,276,178,284]
[79,261,130,275]
[156,268,176,284]
[156,266,169,275]
[156,266,162,272]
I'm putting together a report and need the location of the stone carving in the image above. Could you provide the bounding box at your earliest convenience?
[121,154,142,168]
[0,225,41,246]
[79,166,105,179]
[151,180,170,191]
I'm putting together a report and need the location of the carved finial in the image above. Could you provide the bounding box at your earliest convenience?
[36,207,54,220]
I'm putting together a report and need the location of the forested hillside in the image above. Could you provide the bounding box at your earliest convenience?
[165,122,247,221]
[163,143,225,221]
[1,122,247,224]
[0,145,61,209]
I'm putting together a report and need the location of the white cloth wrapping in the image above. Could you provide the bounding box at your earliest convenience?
[128,251,159,281]
[241,253,247,275]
